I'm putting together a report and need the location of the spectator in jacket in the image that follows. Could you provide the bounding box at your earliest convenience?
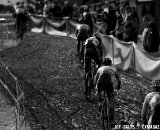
[72,3,79,20]
[50,1,61,19]
[106,5,117,35]
[142,16,150,45]
[14,1,27,39]
[61,1,73,18]
[123,15,138,42]
[110,9,124,40]
[147,22,159,52]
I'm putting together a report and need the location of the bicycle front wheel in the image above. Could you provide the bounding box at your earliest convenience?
[85,73,92,101]
[101,94,110,130]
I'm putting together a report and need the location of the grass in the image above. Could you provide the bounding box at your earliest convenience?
[0,29,152,129]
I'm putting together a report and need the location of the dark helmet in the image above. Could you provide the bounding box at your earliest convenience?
[102,58,112,65]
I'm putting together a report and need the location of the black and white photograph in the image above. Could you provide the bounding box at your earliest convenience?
[0,0,160,130]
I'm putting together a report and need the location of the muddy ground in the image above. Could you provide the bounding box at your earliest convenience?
[0,28,152,130]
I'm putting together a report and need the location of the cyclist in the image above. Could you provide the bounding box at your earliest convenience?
[94,58,121,128]
[141,79,160,126]
[14,1,27,39]
[76,24,91,63]
[84,33,102,77]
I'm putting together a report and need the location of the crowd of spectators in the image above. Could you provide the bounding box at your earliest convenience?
[93,0,159,52]
[13,0,159,52]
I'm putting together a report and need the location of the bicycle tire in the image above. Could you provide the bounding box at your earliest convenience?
[101,92,110,130]
[90,59,96,90]
[79,41,84,64]
[85,73,92,101]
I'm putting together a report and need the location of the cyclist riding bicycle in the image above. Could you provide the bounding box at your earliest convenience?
[141,79,160,127]
[84,33,102,76]
[94,58,121,128]
[76,24,91,63]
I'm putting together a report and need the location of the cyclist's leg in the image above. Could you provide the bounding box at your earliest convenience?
[108,89,116,128]
[96,82,104,112]
[90,46,101,69]
[84,48,91,75]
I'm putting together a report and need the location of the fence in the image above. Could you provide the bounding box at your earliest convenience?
[0,15,26,130]
[28,14,101,38]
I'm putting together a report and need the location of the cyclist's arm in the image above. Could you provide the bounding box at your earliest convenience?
[115,71,121,90]
[141,96,149,124]
[94,71,99,87]
[76,29,79,37]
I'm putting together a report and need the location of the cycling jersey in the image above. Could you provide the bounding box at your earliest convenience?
[77,24,91,38]
[141,91,160,125]
[85,37,99,47]
[78,24,90,31]
[95,65,118,83]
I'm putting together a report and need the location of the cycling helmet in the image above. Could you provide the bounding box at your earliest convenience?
[102,58,112,65]
[151,79,160,87]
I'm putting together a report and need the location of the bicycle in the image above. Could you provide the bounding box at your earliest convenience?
[85,58,97,101]
[79,40,84,64]
[100,90,110,130]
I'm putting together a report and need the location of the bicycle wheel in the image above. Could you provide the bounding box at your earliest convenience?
[85,73,92,101]
[90,60,96,90]
[79,41,84,64]
[101,92,110,130]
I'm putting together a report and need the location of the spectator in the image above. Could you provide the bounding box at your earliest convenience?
[79,8,93,34]
[110,14,124,40]
[50,1,61,19]
[143,22,160,52]
[43,0,50,16]
[61,1,73,18]
[72,3,79,20]
[123,15,138,42]
[120,5,126,22]
[14,1,27,39]
[96,4,103,14]
[142,16,150,47]
[131,7,139,24]
[125,5,131,17]
[141,79,160,126]
[96,4,103,22]
[106,5,117,35]
[142,2,155,20]
[99,7,110,35]
[130,12,139,42]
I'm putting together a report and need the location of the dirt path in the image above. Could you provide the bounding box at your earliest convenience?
[0,32,150,130]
